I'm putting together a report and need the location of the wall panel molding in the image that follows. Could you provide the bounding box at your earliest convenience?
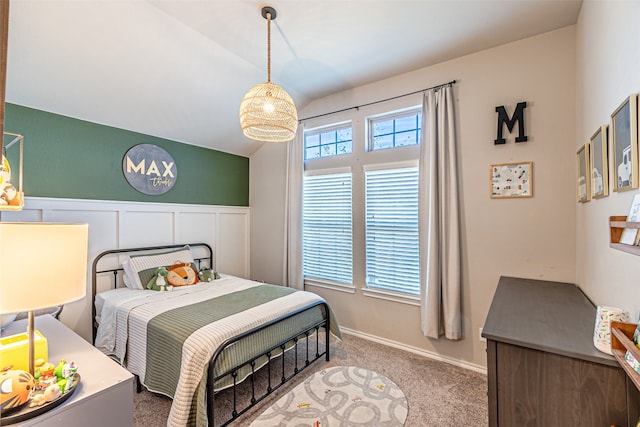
[0,196,250,342]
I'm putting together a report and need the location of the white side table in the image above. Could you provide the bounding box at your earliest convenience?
[1,315,134,427]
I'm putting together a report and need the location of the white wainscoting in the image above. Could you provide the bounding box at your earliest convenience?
[0,197,250,343]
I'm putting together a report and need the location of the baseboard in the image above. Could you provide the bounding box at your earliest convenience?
[339,326,487,375]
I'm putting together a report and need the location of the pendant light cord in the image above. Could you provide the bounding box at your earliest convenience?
[266,12,271,83]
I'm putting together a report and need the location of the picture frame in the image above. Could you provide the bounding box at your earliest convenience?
[576,143,591,203]
[590,125,609,199]
[611,94,638,192]
[490,161,532,199]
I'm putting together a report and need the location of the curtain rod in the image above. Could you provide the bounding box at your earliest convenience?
[299,79,456,122]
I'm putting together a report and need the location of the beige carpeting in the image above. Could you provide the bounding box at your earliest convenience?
[132,333,488,426]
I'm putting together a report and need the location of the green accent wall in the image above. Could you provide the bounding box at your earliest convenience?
[4,104,249,206]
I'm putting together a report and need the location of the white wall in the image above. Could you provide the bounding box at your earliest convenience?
[576,1,640,319]
[1,197,250,342]
[251,26,577,368]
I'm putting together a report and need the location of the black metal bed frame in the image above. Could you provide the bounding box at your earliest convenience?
[91,243,330,426]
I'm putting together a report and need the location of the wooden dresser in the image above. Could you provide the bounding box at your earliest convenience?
[482,276,640,427]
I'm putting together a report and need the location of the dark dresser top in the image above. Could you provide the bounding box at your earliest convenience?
[482,276,618,367]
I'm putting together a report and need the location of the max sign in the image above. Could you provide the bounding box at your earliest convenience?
[122,144,177,195]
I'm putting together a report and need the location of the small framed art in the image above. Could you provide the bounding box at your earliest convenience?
[490,162,532,199]
[590,125,608,199]
[576,143,591,203]
[611,94,638,192]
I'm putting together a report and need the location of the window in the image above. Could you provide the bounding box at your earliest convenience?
[302,172,353,286]
[304,123,353,160]
[365,165,420,295]
[369,109,421,151]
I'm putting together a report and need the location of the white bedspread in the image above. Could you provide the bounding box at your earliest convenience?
[94,275,334,427]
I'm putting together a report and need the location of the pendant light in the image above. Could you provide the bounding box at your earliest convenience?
[239,6,298,142]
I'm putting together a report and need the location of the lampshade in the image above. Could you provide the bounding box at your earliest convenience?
[239,81,298,142]
[0,222,89,314]
[238,6,298,143]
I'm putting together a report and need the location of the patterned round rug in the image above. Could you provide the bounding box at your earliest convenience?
[250,366,408,426]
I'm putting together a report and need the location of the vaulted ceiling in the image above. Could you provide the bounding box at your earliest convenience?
[5,0,582,157]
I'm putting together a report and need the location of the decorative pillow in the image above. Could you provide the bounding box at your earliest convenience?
[166,262,199,287]
[126,246,195,290]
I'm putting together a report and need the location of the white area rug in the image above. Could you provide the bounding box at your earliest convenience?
[250,366,408,426]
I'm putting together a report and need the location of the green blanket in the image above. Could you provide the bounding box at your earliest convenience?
[143,284,339,426]
[145,285,296,398]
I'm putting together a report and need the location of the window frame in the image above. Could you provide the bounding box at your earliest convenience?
[367,107,422,152]
[304,122,353,161]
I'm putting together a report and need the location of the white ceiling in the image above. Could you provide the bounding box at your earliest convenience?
[5,0,582,158]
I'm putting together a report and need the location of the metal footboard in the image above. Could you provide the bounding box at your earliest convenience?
[207,301,331,426]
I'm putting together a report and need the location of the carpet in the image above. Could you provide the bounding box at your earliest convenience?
[249,365,408,427]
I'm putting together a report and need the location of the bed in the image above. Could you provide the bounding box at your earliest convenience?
[91,243,340,427]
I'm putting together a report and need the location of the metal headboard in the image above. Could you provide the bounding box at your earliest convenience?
[91,242,213,341]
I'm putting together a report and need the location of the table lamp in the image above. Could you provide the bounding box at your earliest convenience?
[0,222,88,375]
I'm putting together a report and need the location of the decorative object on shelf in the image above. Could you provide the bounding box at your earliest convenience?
[0,223,88,376]
[611,94,638,192]
[619,193,640,245]
[0,132,24,210]
[576,143,591,203]
[593,305,630,355]
[624,325,640,376]
[609,215,640,255]
[122,143,177,195]
[610,320,640,392]
[490,161,532,198]
[494,101,528,144]
[590,125,609,199]
[238,6,298,143]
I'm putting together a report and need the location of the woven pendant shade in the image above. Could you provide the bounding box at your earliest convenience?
[239,6,298,143]
[239,81,298,142]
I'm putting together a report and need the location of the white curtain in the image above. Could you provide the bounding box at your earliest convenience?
[419,85,462,339]
[282,124,304,289]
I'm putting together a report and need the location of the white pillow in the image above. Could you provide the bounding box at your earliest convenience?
[121,260,138,290]
[126,246,195,290]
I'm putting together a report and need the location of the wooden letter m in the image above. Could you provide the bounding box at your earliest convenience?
[495,102,528,145]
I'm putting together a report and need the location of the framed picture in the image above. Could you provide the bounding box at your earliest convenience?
[576,143,591,203]
[611,94,638,192]
[590,125,608,199]
[490,162,532,198]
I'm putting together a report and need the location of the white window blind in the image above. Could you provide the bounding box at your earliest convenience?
[365,166,420,295]
[303,172,353,286]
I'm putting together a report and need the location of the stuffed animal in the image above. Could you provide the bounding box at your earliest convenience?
[146,267,173,291]
[166,262,199,287]
[29,383,61,407]
[198,267,220,282]
[0,369,34,413]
